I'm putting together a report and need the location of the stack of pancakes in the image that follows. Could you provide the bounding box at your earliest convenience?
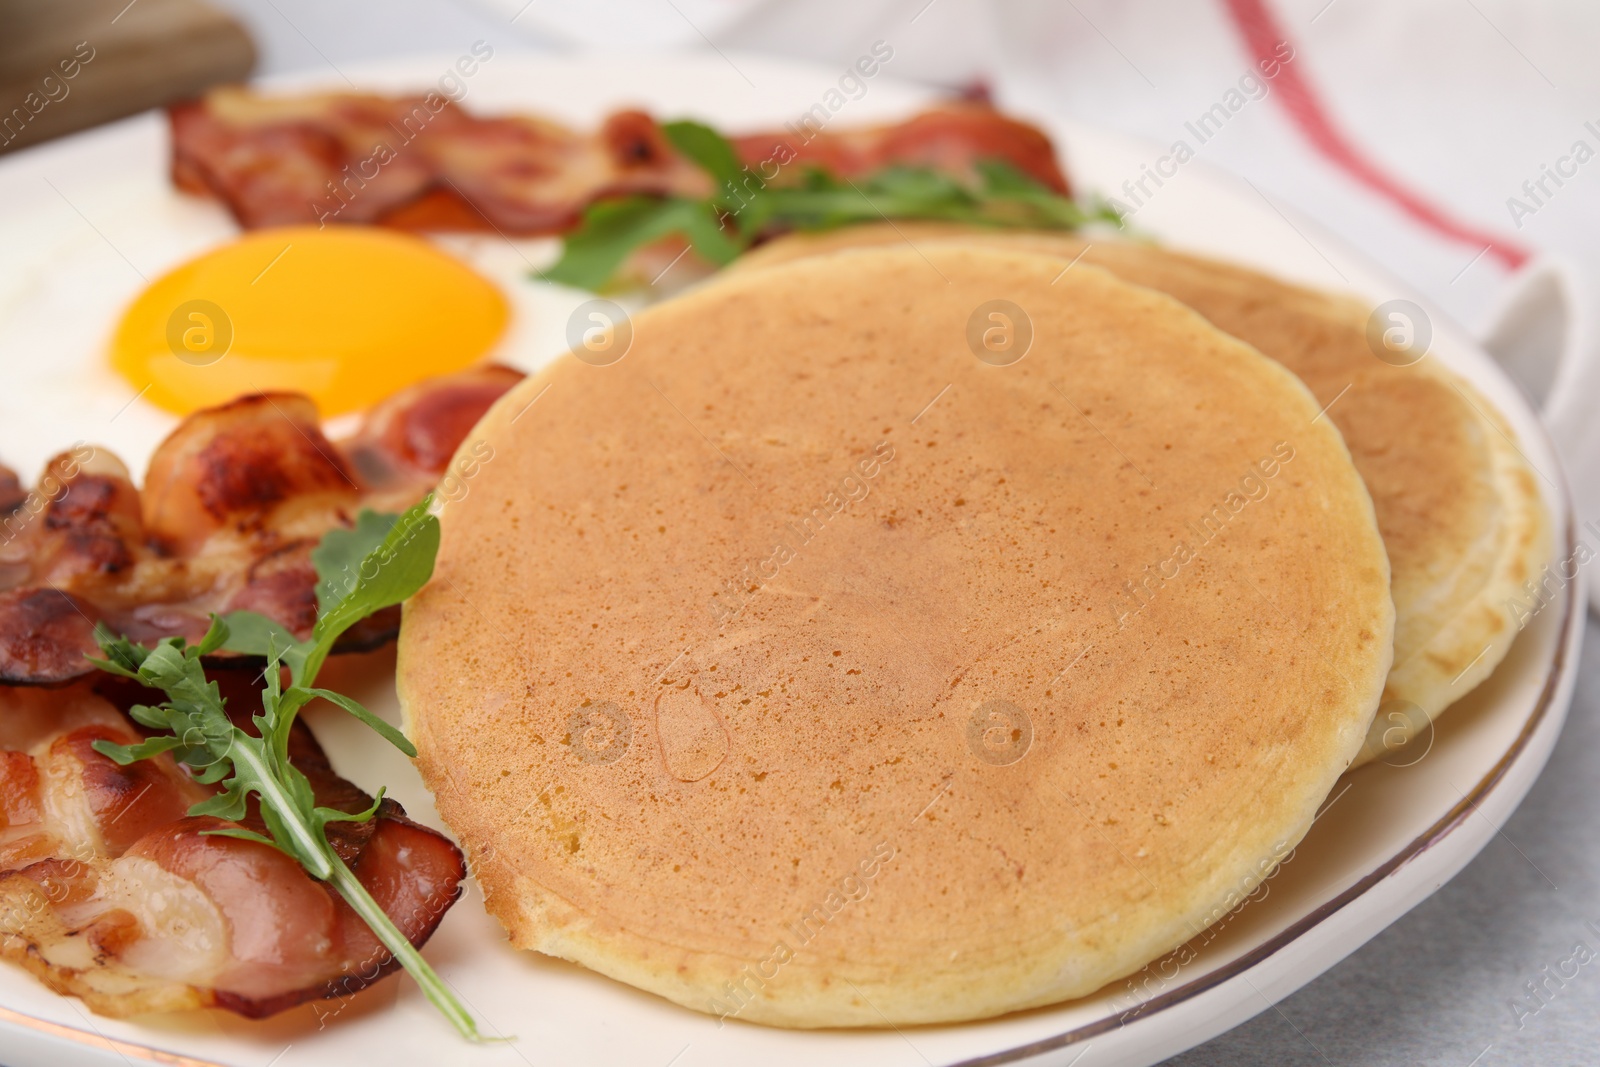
[397,233,1548,1027]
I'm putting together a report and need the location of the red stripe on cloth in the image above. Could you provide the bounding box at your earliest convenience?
[1220,0,1530,270]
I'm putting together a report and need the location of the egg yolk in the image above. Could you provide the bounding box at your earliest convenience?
[111,226,509,417]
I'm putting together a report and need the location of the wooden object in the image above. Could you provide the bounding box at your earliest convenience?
[0,0,254,153]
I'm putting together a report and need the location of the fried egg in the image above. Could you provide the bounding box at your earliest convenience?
[110,227,510,418]
[0,179,597,484]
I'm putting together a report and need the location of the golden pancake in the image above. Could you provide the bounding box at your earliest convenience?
[398,246,1392,1026]
[734,225,1550,763]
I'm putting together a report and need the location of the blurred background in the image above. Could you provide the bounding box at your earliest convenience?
[8,0,1597,367]
[4,0,1598,1062]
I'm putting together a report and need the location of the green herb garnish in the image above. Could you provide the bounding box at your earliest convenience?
[88,497,491,1042]
[546,119,1122,291]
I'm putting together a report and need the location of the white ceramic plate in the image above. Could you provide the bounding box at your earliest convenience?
[0,53,1582,1067]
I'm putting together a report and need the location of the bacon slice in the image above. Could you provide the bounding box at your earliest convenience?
[170,89,710,233]
[168,89,1071,234]
[0,589,104,685]
[0,679,465,1020]
[171,93,442,230]
[729,102,1070,194]
[142,392,359,557]
[0,466,25,514]
[342,363,522,514]
[0,365,523,685]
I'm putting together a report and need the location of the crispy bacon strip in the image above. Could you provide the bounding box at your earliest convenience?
[729,104,1069,194]
[0,365,523,686]
[0,678,464,1019]
[342,364,523,514]
[168,88,1070,233]
[170,89,709,232]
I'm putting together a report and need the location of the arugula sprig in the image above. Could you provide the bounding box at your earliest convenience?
[546,119,1123,291]
[89,497,491,1042]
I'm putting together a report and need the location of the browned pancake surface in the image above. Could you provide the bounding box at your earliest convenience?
[736,226,1549,758]
[399,246,1392,1025]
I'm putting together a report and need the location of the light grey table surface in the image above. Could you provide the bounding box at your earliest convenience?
[102,1,1600,1062]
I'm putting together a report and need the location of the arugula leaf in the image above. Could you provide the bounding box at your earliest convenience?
[224,498,440,704]
[309,498,438,668]
[87,496,491,1042]
[975,158,1047,194]
[545,116,1123,291]
[219,610,299,671]
[311,508,402,614]
[300,687,416,758]
[661,119,745,190]
[545,195,741,291]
